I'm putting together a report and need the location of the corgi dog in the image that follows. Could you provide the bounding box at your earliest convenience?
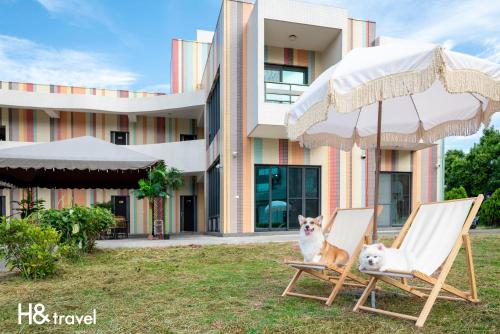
[298,215,349,266]
[315,240,349,267]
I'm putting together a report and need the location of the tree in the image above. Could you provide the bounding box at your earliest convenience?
[445,127,500,196]
[135,162,184,237]
[479,188,500,227]
[445,186,467,200]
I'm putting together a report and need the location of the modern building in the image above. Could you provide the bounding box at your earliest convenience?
[0,0,444,236]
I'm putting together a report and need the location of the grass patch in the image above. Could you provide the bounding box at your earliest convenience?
[0,235,499,333]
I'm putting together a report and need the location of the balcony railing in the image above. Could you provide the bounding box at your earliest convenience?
[264,82,308,104]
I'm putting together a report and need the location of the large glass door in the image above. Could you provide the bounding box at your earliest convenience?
[378,172,412,227]
[255,165,320,231]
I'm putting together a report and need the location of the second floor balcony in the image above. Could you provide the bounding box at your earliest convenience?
[264,64,309,104]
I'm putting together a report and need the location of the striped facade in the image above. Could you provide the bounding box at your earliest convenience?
[171,39,211,93]
[208,0,441,234]
[0,82,200,235]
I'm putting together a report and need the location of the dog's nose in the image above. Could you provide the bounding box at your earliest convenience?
[305,225,310,230]
[368,259,373,265]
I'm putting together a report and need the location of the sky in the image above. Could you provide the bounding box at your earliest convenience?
[0,0,498,151]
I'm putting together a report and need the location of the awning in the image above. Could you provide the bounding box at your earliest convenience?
[0,136,160,189]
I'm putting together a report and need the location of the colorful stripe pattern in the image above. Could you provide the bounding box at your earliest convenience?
[263,46,317,80]
[171,39,210,94]
[1,107,198,235]
[0,81,164,98]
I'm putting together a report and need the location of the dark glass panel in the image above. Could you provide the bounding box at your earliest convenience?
[289,167,302,198]
[305,168,319,198]
[305,199,319,218]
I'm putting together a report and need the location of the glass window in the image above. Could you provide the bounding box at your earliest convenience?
[378,172,412,227]
[305,168,319,198]
[255,165,320,230]
[283,70,306,85]
[207,160,221,232]
[0,126,5,141]
[111,131,129,145]
[264,68,280,83]
[0,196,5,216]
[207,74,220,145]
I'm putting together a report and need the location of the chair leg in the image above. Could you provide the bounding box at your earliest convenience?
[353,277,378,312]
[326,272,346,306]
[463,234,478,301]
[415,279,445,327]
[282,269,303,297]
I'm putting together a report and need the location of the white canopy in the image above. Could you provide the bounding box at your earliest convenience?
[0,136,157,170]
[287,42,500,150]
[0,136,160,189]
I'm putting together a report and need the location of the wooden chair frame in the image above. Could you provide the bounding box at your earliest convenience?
[283,206,381,306]
[353,195,483,328]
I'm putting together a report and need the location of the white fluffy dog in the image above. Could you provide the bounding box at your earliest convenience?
[359,243,415,272]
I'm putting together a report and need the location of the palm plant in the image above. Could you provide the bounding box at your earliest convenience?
[135,162,184,237]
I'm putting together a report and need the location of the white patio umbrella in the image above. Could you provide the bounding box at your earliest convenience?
[287,41,500,241]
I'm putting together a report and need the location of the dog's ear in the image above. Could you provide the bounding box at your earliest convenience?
[298,215,306,226]
[377,243,385,250]
[316,215,323,226]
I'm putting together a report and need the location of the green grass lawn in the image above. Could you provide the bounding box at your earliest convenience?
[0,234,498,333]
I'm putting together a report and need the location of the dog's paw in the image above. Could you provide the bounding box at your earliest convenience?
[379,266,388,272]
[358,265,365,271]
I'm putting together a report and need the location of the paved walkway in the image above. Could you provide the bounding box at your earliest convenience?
[95,228,403,249]
[95,228,500,249]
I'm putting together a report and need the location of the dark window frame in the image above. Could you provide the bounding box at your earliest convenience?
[254,164,321,231]
[0,195,5,216]
[110,131,129,145]
[207,159,221,232]
[207,71,221,145]
[0,125,6,141]
[180,134,197,141]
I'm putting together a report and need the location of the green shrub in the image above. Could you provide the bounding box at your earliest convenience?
[479,189,500,227]
[445,186,468,200]
[0,217,61,279]
[38,206,115,253]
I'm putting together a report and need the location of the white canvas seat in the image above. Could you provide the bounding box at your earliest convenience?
[283,207,378,306]
[354,196,484,328]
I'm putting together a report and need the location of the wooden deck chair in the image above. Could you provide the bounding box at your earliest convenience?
[283,207,380,306]
[353,196,483,328]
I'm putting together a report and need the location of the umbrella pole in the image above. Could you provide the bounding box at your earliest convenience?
[371,100,382,308]
[372,100,382,242]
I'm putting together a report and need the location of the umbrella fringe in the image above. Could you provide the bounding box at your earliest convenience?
[330,47,444,114]
[287,96,330,140]
[298,108,494,150]
[443,67,500,101]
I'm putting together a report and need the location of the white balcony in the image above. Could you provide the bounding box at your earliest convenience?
[246,0,347,139]
[128,139,205,174]
[0,88,205,120]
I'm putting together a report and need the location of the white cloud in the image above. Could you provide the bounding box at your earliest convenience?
[35,0,137,45]
[36,0,113,29]
[0,35,137,88]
